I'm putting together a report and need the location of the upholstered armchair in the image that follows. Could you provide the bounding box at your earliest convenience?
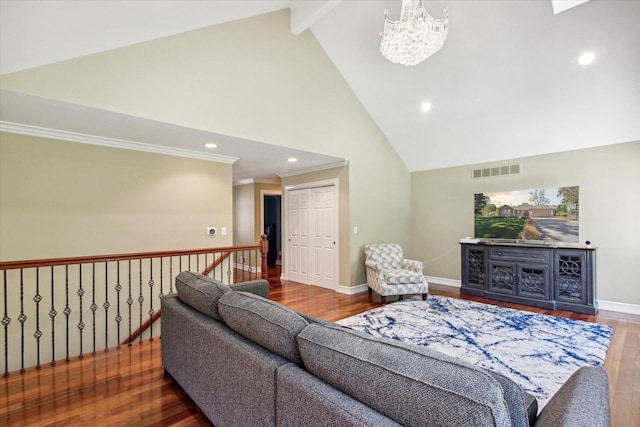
[364,244,428,304]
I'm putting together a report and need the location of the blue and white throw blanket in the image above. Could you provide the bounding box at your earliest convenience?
[337,295,612,409]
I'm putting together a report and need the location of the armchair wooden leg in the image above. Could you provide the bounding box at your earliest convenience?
[368,287,372,296]
[381,296,387,304]
[398,295,403,301]
[421,293,428,301]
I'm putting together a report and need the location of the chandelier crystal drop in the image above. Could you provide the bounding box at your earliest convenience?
[380,0,449,66]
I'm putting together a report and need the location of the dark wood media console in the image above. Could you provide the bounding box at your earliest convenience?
[460,240,597,314]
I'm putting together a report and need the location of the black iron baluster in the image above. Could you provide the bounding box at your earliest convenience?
[188,254,192,271]
[148,258,154,341]
[243,251,248,281]
[127,260,132,346]
[91,263,97,356]
[103,262,109,352]
[49,266,57,366]
[196,254,200,274]
[2,270,11,376]
[169,256,174,294]
[34,268,42,369]
[18,270,26,373]
[115,261,122,350]
[64,265,70,362]
[159,257,163,298]
[78,266,85,359]
[138,259,143,344]
[227,253,232,285]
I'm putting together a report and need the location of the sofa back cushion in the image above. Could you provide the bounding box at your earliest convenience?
[175,271,231,321]
[297,323,521,427]
[218,291,308,365]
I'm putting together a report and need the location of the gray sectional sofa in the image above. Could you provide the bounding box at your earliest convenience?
[161,271,611,427]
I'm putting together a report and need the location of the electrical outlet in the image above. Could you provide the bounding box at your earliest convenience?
[206,227,217,236]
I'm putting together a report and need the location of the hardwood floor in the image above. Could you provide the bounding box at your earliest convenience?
[2,266,639,426]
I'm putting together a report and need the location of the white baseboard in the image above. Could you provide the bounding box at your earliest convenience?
[233,263,261,273]
[425,275,461,288]
[597,300,640,316]
[337,283,368,295]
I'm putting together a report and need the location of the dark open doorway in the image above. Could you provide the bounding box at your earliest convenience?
[263,194,281,266]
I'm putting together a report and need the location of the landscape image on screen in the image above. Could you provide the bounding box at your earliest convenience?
[474,186,579,243]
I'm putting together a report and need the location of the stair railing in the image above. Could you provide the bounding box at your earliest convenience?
[0,236,268,376]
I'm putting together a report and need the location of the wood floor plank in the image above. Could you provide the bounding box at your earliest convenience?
[1,268,638,426]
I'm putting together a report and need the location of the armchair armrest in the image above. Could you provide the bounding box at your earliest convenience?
[534,366,610,427]
[401,259,424,273]
[365,259,383,271]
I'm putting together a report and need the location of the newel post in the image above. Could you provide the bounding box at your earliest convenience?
[260,234,269,279]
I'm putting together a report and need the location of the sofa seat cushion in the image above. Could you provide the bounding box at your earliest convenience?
[383,269,424,284]
[219,291,308,365]
[175,271,231,321]
[297,322,524,427]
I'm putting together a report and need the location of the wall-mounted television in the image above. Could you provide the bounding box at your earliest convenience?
[474,186,579,243]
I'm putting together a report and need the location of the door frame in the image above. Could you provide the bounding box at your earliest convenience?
[282,178,339,291]
[260,189,282,266]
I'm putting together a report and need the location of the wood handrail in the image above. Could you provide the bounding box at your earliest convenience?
[0,244,263,271]
[124,311,163,345]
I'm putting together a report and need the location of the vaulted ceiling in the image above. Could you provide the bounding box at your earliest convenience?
[1,0,638,179]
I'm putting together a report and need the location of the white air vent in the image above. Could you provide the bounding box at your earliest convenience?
[472,163,521,179]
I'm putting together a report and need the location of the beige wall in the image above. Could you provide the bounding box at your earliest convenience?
[0,10,411,286]
[0,133,233,261]
[410,140,640,306]
[232,183,255,247]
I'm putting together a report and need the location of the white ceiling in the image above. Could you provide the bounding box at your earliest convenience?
[1,0,639,178]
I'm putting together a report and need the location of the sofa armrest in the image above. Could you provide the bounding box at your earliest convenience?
[534,366,610,427]
[401,259,424,273]
[231,279,270,299]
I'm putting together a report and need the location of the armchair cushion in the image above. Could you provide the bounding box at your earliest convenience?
[384,269,425,285]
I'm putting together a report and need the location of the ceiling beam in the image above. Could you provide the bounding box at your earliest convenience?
[289,1,342,36]
[551,0,590,15]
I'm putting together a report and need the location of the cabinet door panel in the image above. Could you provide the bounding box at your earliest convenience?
[488,262,517,295]
[463,247,486,289]
[518,263,551,300]
[555,251,587,304]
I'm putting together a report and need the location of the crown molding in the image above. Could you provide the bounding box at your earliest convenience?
[0,121,239,164]
[276,160,348,178]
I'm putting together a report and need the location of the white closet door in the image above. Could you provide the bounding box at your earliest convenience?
[286,184,338,290]
[311,186,337,289]
[287,189,310,284]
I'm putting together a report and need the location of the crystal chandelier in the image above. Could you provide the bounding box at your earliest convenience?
[380,0,449,66]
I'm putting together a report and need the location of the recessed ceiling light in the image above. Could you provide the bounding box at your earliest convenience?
[421,102,432,112]
[288,157,298,163]
[578,52,595,66]
[204,143,217,148]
